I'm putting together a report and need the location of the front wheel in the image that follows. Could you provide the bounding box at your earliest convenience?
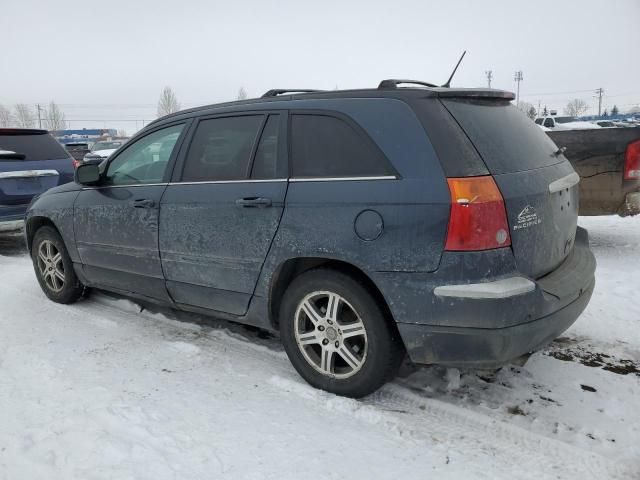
[280,269,404,398]
[31,226,86,304]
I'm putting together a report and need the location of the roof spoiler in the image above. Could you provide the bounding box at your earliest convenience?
[436,88,516,100]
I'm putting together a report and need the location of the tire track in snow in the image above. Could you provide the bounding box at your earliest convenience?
[86,295,637,479]
[3,258,636,479]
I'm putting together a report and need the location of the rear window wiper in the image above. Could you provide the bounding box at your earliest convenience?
[0,150,26,160]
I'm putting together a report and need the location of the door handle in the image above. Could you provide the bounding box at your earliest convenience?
[131,198,155,208]
[235,197,272,208]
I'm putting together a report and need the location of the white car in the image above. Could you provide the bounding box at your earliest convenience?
[82,141,127,164]
[534,116,600,130]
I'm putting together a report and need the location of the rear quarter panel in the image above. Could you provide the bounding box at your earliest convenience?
[255,98,450,298]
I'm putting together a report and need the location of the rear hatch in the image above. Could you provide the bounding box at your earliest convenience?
[442,98,579,279]
[0,129,74,207]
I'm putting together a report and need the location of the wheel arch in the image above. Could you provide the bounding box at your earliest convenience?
[25,216,60,252]
[268,257,395,331]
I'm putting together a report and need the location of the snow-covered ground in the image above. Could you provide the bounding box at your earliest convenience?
[0,216,638,479]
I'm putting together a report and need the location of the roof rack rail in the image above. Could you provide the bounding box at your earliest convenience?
[261,89,324,98]
[378,79,439,89]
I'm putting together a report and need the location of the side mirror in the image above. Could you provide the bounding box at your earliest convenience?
[75,163,101,185]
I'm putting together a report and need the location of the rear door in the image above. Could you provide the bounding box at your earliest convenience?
[0,130,74,219]
[159,112,287,315]
[442,98,579,278]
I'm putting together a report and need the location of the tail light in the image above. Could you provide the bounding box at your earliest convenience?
[624,139,640,180]
[445,176,511,251]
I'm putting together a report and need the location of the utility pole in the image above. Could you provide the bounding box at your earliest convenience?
[514,71,523,107]
[537,100,541,117]
[595,88,604,116]
[485,70,493,88]
[36,104,43,129]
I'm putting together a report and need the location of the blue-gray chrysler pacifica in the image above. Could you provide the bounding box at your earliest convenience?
[25,82,596,397]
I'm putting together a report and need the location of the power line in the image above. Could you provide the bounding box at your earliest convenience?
[514,71,523,107]
[485,70,493,88]
[594,88,604,116]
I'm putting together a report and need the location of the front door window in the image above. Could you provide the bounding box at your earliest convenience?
[105,124,184,186]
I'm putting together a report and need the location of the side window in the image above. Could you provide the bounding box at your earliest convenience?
[534,118,543,125]
[105,124,184,186]
[251,115,281,179]
[182,115,264,182]
[543,118,554,128]
[291,114,393,178]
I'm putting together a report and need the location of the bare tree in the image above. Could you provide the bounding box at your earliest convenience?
[517,101,537,119]
[14,104,35,128]
[157,86,181,117]
[564,99,589,117]
[627,105,640,114]
[0,104,13,127]
[117,129,128,137]
[237,87,247,100]
[44,101,66,132]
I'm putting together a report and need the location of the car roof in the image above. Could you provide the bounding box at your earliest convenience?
[146,84,515,130]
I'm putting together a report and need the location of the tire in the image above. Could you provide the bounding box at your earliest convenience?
[31,226,86,304]
[279,268,404,398]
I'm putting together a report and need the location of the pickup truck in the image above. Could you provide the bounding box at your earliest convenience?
[547,127,640,216]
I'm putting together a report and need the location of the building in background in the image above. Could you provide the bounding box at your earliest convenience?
[54,128,118,145]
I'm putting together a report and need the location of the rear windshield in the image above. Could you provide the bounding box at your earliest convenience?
[442,99,562,174]
[0,132,71,161]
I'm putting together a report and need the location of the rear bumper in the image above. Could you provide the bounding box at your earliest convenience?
[398,277,594,367]
[0,203,28,223]
[374,227,596,367]
[619,191,640,217]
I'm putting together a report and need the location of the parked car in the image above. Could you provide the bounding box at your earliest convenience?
[547,127,640,216]
[535,115,600,130]
[64,142,92,166]
[1,128,74,231]
[25,83,596,397]
[82,140,127,165]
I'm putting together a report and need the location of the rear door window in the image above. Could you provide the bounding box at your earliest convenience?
[182,115,264,182]
[543,118,555,128]
[442,99,563,174]
[0,131,70,161]
[290,114,394,178]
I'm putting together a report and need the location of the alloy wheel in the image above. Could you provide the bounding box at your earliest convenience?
[36,240,65,292]
[294,291,368,379]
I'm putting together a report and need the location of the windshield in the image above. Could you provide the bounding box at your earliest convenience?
[92,141,122,151]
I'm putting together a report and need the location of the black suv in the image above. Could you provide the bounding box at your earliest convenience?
[25,82,596,397]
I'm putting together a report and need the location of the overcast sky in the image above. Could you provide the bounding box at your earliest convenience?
[2,0,638,133]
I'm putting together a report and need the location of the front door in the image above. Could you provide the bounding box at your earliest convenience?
[74,123,187,300]
[159,113,287,315]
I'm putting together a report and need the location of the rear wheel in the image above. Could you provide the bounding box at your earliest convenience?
[280,269,404,398]
[32,226,85,304]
